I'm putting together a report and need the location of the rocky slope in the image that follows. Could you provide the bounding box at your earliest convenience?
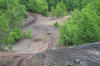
[0,42,100,66]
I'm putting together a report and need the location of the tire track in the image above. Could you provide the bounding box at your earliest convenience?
[47,26,58,50]
[22,14,37,28]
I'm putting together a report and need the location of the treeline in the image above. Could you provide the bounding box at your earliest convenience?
[19,0,48,16]
[59,0,100,46]
[18,0,94,16]
[46,0,94,11]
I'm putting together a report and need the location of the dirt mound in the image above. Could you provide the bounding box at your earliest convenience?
[0,42,100,66]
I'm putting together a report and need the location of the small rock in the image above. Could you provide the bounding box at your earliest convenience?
[48,31,51,35]
[74,59,81,64]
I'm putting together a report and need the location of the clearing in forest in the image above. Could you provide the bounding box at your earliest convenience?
[8,12,71,53]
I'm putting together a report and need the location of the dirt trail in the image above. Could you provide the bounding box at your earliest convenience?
[10,12,71,53]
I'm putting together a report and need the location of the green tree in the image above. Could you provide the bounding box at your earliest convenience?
[25,29,32,39]
[59,2,100,46]
[51,2,67,17]
[27,0,48,16]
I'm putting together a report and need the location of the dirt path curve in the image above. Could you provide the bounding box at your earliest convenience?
[11,12,71,53]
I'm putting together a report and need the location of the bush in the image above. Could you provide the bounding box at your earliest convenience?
[12,28,23,39]
[51,2,67,17]
[8,44,12,50]
[59,3,100,46]
[27,0,48,16]
[8,32,17,44]
[25,29,32,38]
[54,22,59,27]
[91,0,100,16]
[8,28,23,44]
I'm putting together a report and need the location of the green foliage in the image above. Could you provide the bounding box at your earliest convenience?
[18,0,28,5]
[54,22,59,27]
[91,0,100,16]
[27,0,48,16]
[25,29,32,39]
[51,2,67,17]
[0,0,28,19]
[59,3,100,46]
[46,0,94,11]
[8,28,23,44]
[8,44,12,50]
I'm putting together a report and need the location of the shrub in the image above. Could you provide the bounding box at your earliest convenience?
[8,28,23,44]
[12,28,23,39]
[8,44,12,50]
[0,11,10,44]
[8,32,18,44]
[51,2,67,17]
[91,0,100,16]
[25,29,32,38]
[59,4,100,46]
[54,22,59,27]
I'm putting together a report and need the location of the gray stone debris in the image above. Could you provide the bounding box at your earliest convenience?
[0,42,100,66]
